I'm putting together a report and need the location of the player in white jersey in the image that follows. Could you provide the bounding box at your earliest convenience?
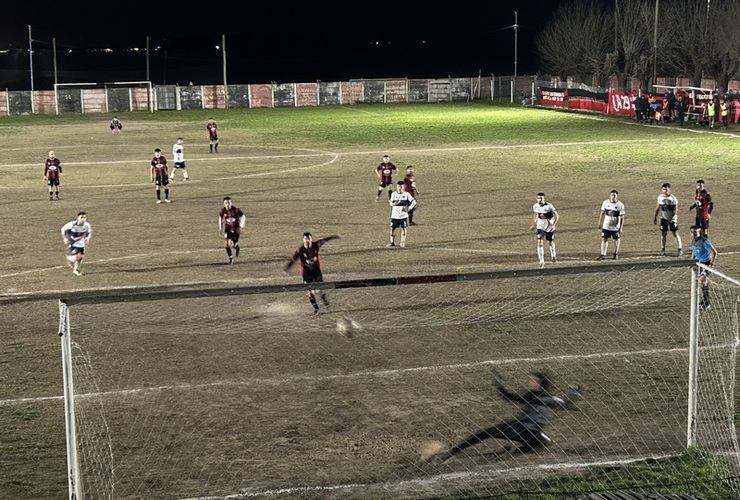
[61,212,92,276]
[654,182,682,256]
[170,138,189,181]
[597,190,625,260]
[388,181,417,248]
[530,192,559,267]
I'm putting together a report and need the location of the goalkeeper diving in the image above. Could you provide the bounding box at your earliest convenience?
[428,369,583,461]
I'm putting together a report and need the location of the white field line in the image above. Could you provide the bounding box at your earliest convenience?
[182,454,676,500]
[0,244,715,281]
[0,137,689,172]
[0,346,691,407]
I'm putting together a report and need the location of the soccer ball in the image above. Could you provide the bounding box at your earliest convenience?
[336,317,362,337]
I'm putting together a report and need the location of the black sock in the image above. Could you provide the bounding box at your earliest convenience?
[226,247,232,257]
[156,191,161,200]
[165,188,169,199]
[309,295,319,310]
[321,293,329,306]
[703,286,710,304]
[235,245,240,257]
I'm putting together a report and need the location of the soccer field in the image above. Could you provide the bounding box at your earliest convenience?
[2,103,740,499]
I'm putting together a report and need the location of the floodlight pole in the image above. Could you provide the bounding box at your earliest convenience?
[52,37,58,86]
[146,36,150,81]
[222,34,228,109]
[512,11,519,104]
[28,25,34,92]
[513,11,518,81]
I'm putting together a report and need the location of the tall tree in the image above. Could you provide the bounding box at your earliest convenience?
[706,0,740,91]
[537,0,612,84]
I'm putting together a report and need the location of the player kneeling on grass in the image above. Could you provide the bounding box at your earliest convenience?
[61,212,92,276]
[284,232,339,315]
[388,181,417,248]
[218,197,245,264]
[427,369,583,462]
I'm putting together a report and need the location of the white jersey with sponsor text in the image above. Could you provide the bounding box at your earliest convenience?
[389,191,417,219]
[533,202,556,231]
[600,200,625,231]
[61,221,92,248]
[657,194,678,222]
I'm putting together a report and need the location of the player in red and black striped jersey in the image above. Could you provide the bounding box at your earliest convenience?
[44,150,62,200]
[375,155,397,201]
[218,197,245,264]
[207,118,219,153]
[403,165,419,225]
[150,149,170,204]
[689,180,713,236]
[284,232,340,315]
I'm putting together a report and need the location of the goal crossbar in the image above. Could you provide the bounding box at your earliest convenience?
[48,260,691,306]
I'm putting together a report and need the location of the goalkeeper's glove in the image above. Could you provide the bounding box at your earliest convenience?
[568,383,584,396]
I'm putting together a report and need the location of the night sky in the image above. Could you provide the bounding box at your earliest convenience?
[0,1,575,88]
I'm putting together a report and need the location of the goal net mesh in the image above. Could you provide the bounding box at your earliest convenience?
[59,262,740,499]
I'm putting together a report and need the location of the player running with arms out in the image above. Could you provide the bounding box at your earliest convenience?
[44,150,62,201]
[170,138,189,181]
[150,148,171,204]
[689,180,713,236]
[375,155,397,201]
[597,190,625,260]
[218,197,245,264]
[388,180,417,248]
[207,118,219,153]
[284,232,340,315]
[690,225,718,311]
[61,212,92,276]
[654,183,682,256]
[427,369,583,462]
[530,192,559,267]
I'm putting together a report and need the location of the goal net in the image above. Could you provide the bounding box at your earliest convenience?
[54,81,153,114]
[58,261,740,499]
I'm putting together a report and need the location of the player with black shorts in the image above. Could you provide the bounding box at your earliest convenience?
[150,148,170,204]
[218,196,245,264]
[284,232,339,315]
[375,155,397,201]
[44,150,62,200]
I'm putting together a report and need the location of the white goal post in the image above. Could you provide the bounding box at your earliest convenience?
[56,261,740,499]
[54,81,154,114]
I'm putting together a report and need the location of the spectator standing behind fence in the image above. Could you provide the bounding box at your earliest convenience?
[633,93,644,122]
[706,100,716,128]
[666,90,676,120]
[721,99,729,128]
[676,97,687,127]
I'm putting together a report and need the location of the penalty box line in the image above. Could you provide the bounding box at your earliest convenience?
[0,345,691,407]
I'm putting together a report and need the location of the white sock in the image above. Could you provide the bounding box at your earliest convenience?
[601,241,608,255]
[550,245,556,259]
[537,247,544,261]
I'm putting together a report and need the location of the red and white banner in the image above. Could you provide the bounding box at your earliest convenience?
[607,92,636,116]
